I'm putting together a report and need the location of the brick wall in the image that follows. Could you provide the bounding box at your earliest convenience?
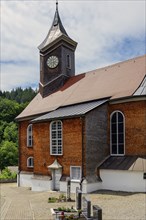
[19,121,34,172]
[19,118,82,176]
[19,100,146,178]
[108,100,146,155]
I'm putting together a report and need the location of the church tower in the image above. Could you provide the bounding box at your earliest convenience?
[38,1,77,97]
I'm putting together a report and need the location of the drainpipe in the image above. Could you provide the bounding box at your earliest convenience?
[80,116,84,190]
[17,122,21,187]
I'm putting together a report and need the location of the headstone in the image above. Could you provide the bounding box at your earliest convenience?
[76,187,82,210]
[66,177,71,201]
[82,196,91,219]
[93,205,102,220]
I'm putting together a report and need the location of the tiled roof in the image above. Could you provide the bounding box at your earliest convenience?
[32,99,107,123]
[16,55,146,120]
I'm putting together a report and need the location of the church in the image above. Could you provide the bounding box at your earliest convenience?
[16,2,146,193]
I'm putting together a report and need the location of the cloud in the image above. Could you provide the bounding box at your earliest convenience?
[1,0,145,91]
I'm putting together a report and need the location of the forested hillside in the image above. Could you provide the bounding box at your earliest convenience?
[0,87,37,170]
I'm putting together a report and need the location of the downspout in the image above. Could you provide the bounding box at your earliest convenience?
[17,123,20,187]
[17,122,21,187]
[80,116,85,190]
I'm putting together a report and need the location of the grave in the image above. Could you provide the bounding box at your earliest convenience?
[75,187,103,220]
[82,196,92,220]
[66,177,71,201]
[76,187,82,210]
[93,205,102,220]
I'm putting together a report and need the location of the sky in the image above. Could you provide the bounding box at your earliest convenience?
[0,0,145,91]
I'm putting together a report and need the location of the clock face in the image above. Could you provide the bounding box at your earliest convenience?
[47,56,59,69]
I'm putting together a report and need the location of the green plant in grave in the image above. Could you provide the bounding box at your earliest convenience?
[48,197,58,203]
[59,193,66,201]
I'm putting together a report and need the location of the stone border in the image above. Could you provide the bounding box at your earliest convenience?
[0,179,17,183]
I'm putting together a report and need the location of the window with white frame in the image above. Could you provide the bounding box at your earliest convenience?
[110,111,125,155]
[70,166,81,180]
[50,121,62,155]
[27,124,33,147]
[27,157,34,168]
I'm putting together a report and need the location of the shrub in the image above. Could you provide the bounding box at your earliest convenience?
[0,167,17,179]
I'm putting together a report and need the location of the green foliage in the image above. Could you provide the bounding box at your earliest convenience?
[59,193,66,201]
[0,87,37,170]
[48,197,58,203]
[0,141,18,170]
[57,207,76,212]
[0,98,20,123]
[0,167,17,179]
[0,121,8,143]
[3,122,18,144]
[0,87,37,104]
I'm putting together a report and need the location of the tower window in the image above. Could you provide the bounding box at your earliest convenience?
[40,57,43,71]
[27,124,33,147]
[50,121,63,155]
[110,111,125,155]
[67,54,71,69]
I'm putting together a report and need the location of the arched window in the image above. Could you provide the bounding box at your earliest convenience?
[27,157,34,167]
[50,121,62,155]
[27,124,33,147]
[110,111,125,155]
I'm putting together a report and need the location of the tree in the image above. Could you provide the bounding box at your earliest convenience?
[0,141,18,170]
[3,122,18,144]
[0,121,8,143]
[0,98,20,122]
[0,87,37,170]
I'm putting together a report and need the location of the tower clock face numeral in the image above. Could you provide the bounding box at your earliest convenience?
[47,56,59,69]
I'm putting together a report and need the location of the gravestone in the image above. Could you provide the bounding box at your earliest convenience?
[76,187,82,210]
[66,177,71,201]
[93,205,102,220]
[82,196,91,219]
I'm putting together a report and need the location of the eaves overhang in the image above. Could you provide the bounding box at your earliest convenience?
[109,94,146,105]
[39,34,77,53]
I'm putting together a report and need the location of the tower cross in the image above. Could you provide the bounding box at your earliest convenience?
[56,0,58,11]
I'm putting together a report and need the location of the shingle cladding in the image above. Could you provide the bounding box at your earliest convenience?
[32,99,107,123]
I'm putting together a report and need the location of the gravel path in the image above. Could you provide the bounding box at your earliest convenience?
[0,183,146,220]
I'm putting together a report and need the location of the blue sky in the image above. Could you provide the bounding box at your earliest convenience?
[1,0,145,91]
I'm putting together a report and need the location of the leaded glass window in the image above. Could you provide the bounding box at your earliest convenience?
[50,121,63,155]
[110,111,125,155]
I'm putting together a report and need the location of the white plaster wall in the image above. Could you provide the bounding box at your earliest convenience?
[60,181,67,192]
[19,173,33,188]
[82,181,102,193]
[31,178,52,191]
[60,180,102,193]
[100,170,146,192]
[60,181,80,193]
[19,173,52,191]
